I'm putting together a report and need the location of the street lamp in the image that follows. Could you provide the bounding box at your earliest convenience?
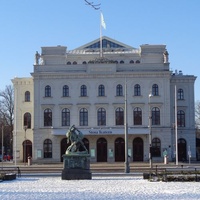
[1,121,4,169]
[124,80,130,173]
[23,126,27,165]
[148,93,153,169]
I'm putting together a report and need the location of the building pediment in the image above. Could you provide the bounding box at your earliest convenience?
[74,36,136,52]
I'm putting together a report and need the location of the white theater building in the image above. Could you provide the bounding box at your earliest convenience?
[12,36,196,164]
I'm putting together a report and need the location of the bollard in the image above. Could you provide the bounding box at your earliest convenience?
[28,156,32,166]
[164,155,168,164]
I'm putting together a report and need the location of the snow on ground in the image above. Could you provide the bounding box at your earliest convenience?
[0,176,200,200]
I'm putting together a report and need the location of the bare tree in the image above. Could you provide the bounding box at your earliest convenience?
[195,101,200,128]
[0,85,14,156]
[84,0,101,10]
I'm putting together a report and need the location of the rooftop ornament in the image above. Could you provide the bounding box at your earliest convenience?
[88,57,116,64]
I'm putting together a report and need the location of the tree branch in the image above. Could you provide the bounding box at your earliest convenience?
[84,0,101,10]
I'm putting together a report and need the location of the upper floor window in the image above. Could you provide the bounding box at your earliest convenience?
[152,107,160,125]
[130,60,134,64]
[67,61,71,65]
[80,85,87,97]
[44,139,52,158]
[115,107,124,125]
[45,85,51,97]
[133,107,142,125]
[63,85,69,97]
[62,108,70,126]
[44,108,52,126]
[177,110,185,127]
[120,60,124,64]
[73,61,77,65]
[116,84,123,96]
[80,108,88,126]
[25,91,30,102]
[97,108,106,126]
[98,85,105,96]
[136,60,140,63]
[24,112,31,129]
[82,61,87,64]
[177,89,184,100]
[152,84,159,96]
[134,84,141,96]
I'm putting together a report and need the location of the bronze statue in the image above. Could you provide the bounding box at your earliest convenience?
[66,125,88,154]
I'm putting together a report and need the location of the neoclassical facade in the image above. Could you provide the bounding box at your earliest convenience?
[12,36,196,163]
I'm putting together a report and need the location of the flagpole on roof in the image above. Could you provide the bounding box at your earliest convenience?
[100,11,106,58]
[100,11,103,58]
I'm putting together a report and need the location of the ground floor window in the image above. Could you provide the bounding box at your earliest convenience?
[44,139,52,158]
[151,137,161,157]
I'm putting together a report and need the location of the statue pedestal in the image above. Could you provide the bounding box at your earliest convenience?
[62,154,91,180]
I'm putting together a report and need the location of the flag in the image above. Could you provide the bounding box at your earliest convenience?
[101,12,106,29]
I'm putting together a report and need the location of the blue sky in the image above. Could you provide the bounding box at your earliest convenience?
[0,0,200,100]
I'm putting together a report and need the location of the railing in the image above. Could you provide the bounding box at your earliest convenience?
[0,166,21,177]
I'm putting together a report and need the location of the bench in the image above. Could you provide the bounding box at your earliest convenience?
[0,166,21,177]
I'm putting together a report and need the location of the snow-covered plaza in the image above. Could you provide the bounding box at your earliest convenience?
[0,175,200,200]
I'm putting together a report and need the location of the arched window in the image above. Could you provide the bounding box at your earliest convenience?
[120,60,124,64]
[67,61,71,65]
[177,89,184,100]
[44,139,52,158]
[25,91,30,102]
[97,108,106,126]
[134,84,141,96]
[24,112,31,128]
[177,110,185,127]
[151,138,161,157]
[73,61,77,65]
[82,61,87,64]
[80,85,87,97]
[115,107,124,125]
[152,107,160,125]
[62,108,70,126]
[130,60,134,64]
[44,108,52,126]
[115,60,118,64]
[45,85,51,97]
[152,84,159,96]
[80,108,88,126]
[116,84,123,96]
[63,85,69,97]
[136,60,140,63]
[133,107,142,125]
[98,85,105,96]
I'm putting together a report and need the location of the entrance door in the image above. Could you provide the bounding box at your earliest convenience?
[115,137,125,162]
[97,138,107,162]
[178,138,187,162]
[133,137,143,161]
[23,140,32,162]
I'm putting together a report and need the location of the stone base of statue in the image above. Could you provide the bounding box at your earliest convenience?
[62,153,91,180]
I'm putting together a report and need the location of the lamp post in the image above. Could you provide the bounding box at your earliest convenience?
[148,93,153,169]
[1,121,4,169]
[174,85,178,165]
[23,126,27,165]
[124,80,130,173]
